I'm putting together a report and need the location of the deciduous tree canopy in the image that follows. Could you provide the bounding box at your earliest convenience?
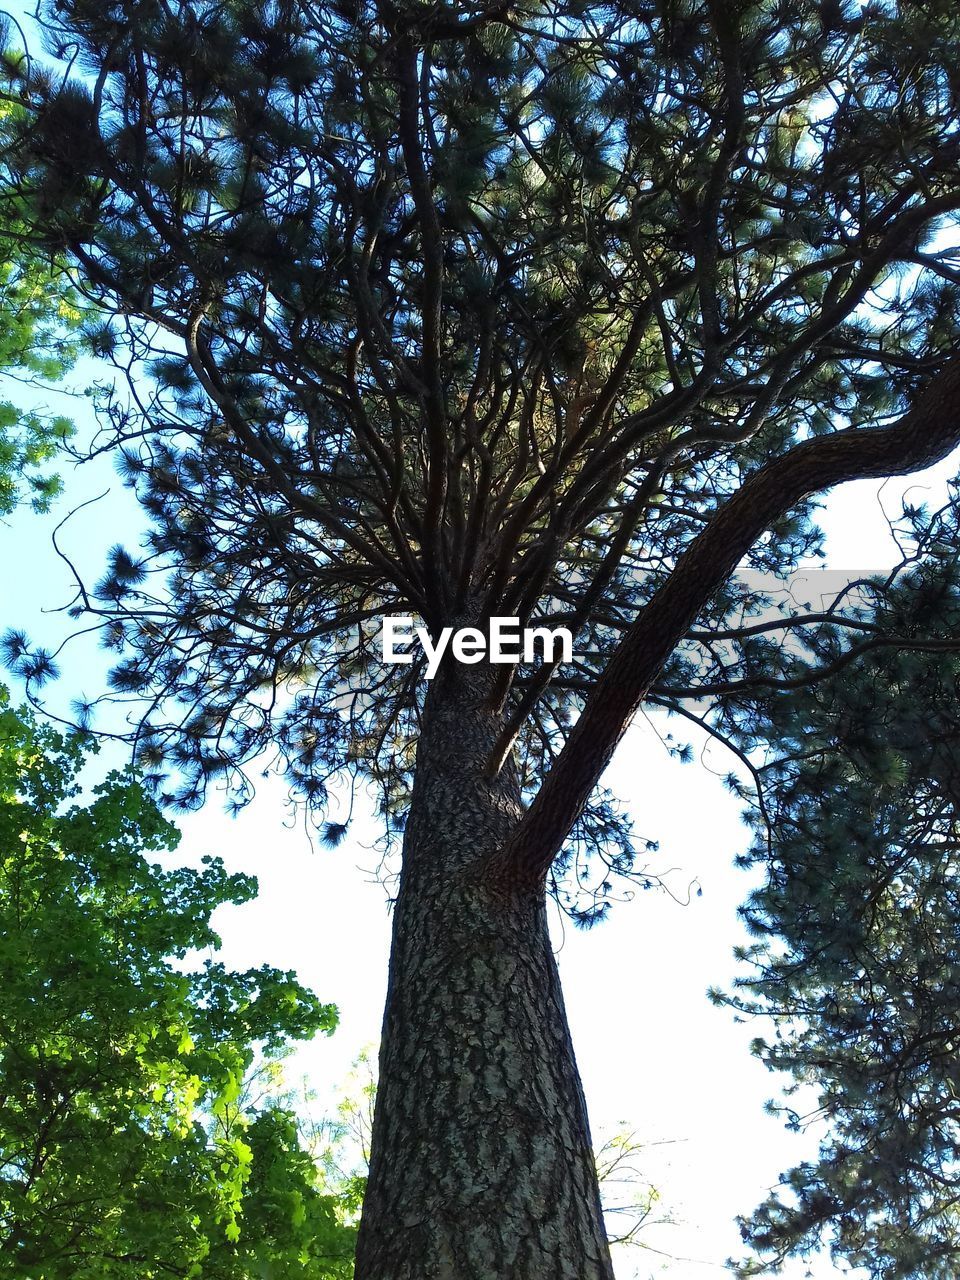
[0,688,354,1278]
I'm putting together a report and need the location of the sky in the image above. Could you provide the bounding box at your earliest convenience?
[6,352,957,1280]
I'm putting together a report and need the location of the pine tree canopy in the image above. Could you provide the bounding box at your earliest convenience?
[5,2,960,1273]
[3,0,959,833]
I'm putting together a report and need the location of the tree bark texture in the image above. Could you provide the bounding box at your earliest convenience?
[354,666,614,1280]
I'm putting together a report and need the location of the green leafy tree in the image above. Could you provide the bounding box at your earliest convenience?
[0,687,354,1278]
[4,2,960,1275]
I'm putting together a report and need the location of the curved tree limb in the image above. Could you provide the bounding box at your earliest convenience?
[492,359,960,888]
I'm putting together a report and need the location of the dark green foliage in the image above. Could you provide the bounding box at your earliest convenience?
[704,501,960,1277]
[0,688,355,1277]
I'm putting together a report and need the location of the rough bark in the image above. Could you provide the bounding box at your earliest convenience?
[354,665,614,1280]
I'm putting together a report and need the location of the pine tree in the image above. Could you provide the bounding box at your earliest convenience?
[713,504,960,1279]
[5,2,960,1275]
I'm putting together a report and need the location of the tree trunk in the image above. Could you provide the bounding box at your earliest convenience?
[354,666,614,1280]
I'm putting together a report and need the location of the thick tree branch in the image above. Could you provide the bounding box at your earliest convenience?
[492,359,960,888]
